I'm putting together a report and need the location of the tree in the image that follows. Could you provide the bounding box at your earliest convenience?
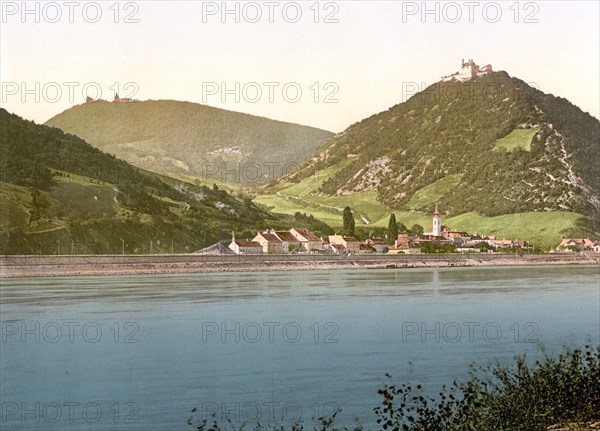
[410,224,424,236]
[343,206,355,235]
[474,241,494,252]
[30,188,50,221]
[420,242,455,253]
[387,213,398,245]
[30,188,41,220]
[397,222,408,233]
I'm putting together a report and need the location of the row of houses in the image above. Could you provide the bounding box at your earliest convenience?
[226,205,599,255]
[228,205,536,255]
[229,227,533,256]
[230,228,325,255]
[556,238,600,253]
[229,229,388,255]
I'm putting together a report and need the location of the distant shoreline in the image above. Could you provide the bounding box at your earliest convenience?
[1,253,597,278]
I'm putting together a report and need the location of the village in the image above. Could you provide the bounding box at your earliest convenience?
[218,205,600,255]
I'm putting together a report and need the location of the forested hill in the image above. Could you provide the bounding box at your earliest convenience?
[0,108,331,254]
[285,71,599,226]
[45,99,334,185]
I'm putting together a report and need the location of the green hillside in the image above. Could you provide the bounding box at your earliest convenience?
[45,100,333,186]
[0,109,332,255]
[445,211,583,249]
[254,71,599,248]
[254,165,585,249]
[286,72,599,218]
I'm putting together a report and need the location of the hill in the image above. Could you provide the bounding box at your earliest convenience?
[256,71,600,248]
[0,109,332,255]
[45,100,333,186]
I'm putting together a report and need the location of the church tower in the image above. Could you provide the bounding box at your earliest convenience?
[432,204,441,236]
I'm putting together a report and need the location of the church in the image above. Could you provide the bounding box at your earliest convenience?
[424,203,451,237]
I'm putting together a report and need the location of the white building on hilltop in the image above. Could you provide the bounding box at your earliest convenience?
[442,59,493,82]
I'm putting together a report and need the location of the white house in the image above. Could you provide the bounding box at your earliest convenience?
[228,232,262,255]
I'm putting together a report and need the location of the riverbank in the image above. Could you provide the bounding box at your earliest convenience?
[1,253,597,277]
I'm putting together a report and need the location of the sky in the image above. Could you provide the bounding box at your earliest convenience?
[1,0,599,132]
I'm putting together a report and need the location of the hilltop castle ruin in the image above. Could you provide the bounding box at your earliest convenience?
[84,93,135,103]
[441,59,493,82]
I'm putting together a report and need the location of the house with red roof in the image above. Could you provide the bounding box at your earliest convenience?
[253,231,284,254]
[290,228,325,253]
[390,234,421,254]
[364,238,388,253]
[252,230,303,254]
[275,231,302,253]
[329,235,360,254]
[556,238,598,252]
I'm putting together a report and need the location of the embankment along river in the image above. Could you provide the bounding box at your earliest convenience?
[1,252,598,277]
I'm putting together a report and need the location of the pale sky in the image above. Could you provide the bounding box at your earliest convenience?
[1,1,598,132]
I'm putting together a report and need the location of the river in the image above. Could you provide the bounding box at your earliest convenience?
[1,265,598,430]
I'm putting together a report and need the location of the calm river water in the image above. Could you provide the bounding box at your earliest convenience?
[1,265,598,430]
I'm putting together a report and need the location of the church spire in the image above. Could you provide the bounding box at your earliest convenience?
[432,204,441,236]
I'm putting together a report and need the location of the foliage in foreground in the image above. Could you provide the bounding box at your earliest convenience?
[187,409,362,431]
[374,345,599,431]
[187,345,600,431]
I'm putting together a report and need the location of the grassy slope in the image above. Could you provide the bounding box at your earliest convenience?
[255,163,582,248]
[0,182,36,231]
[2,173,123,232]
[164,171,248,195]
[255,162,393,227]
[406,174,464,209]
[50,179,117,220]
[1,171,181,253]
[493,127,539,152]
[446,211,582,250]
